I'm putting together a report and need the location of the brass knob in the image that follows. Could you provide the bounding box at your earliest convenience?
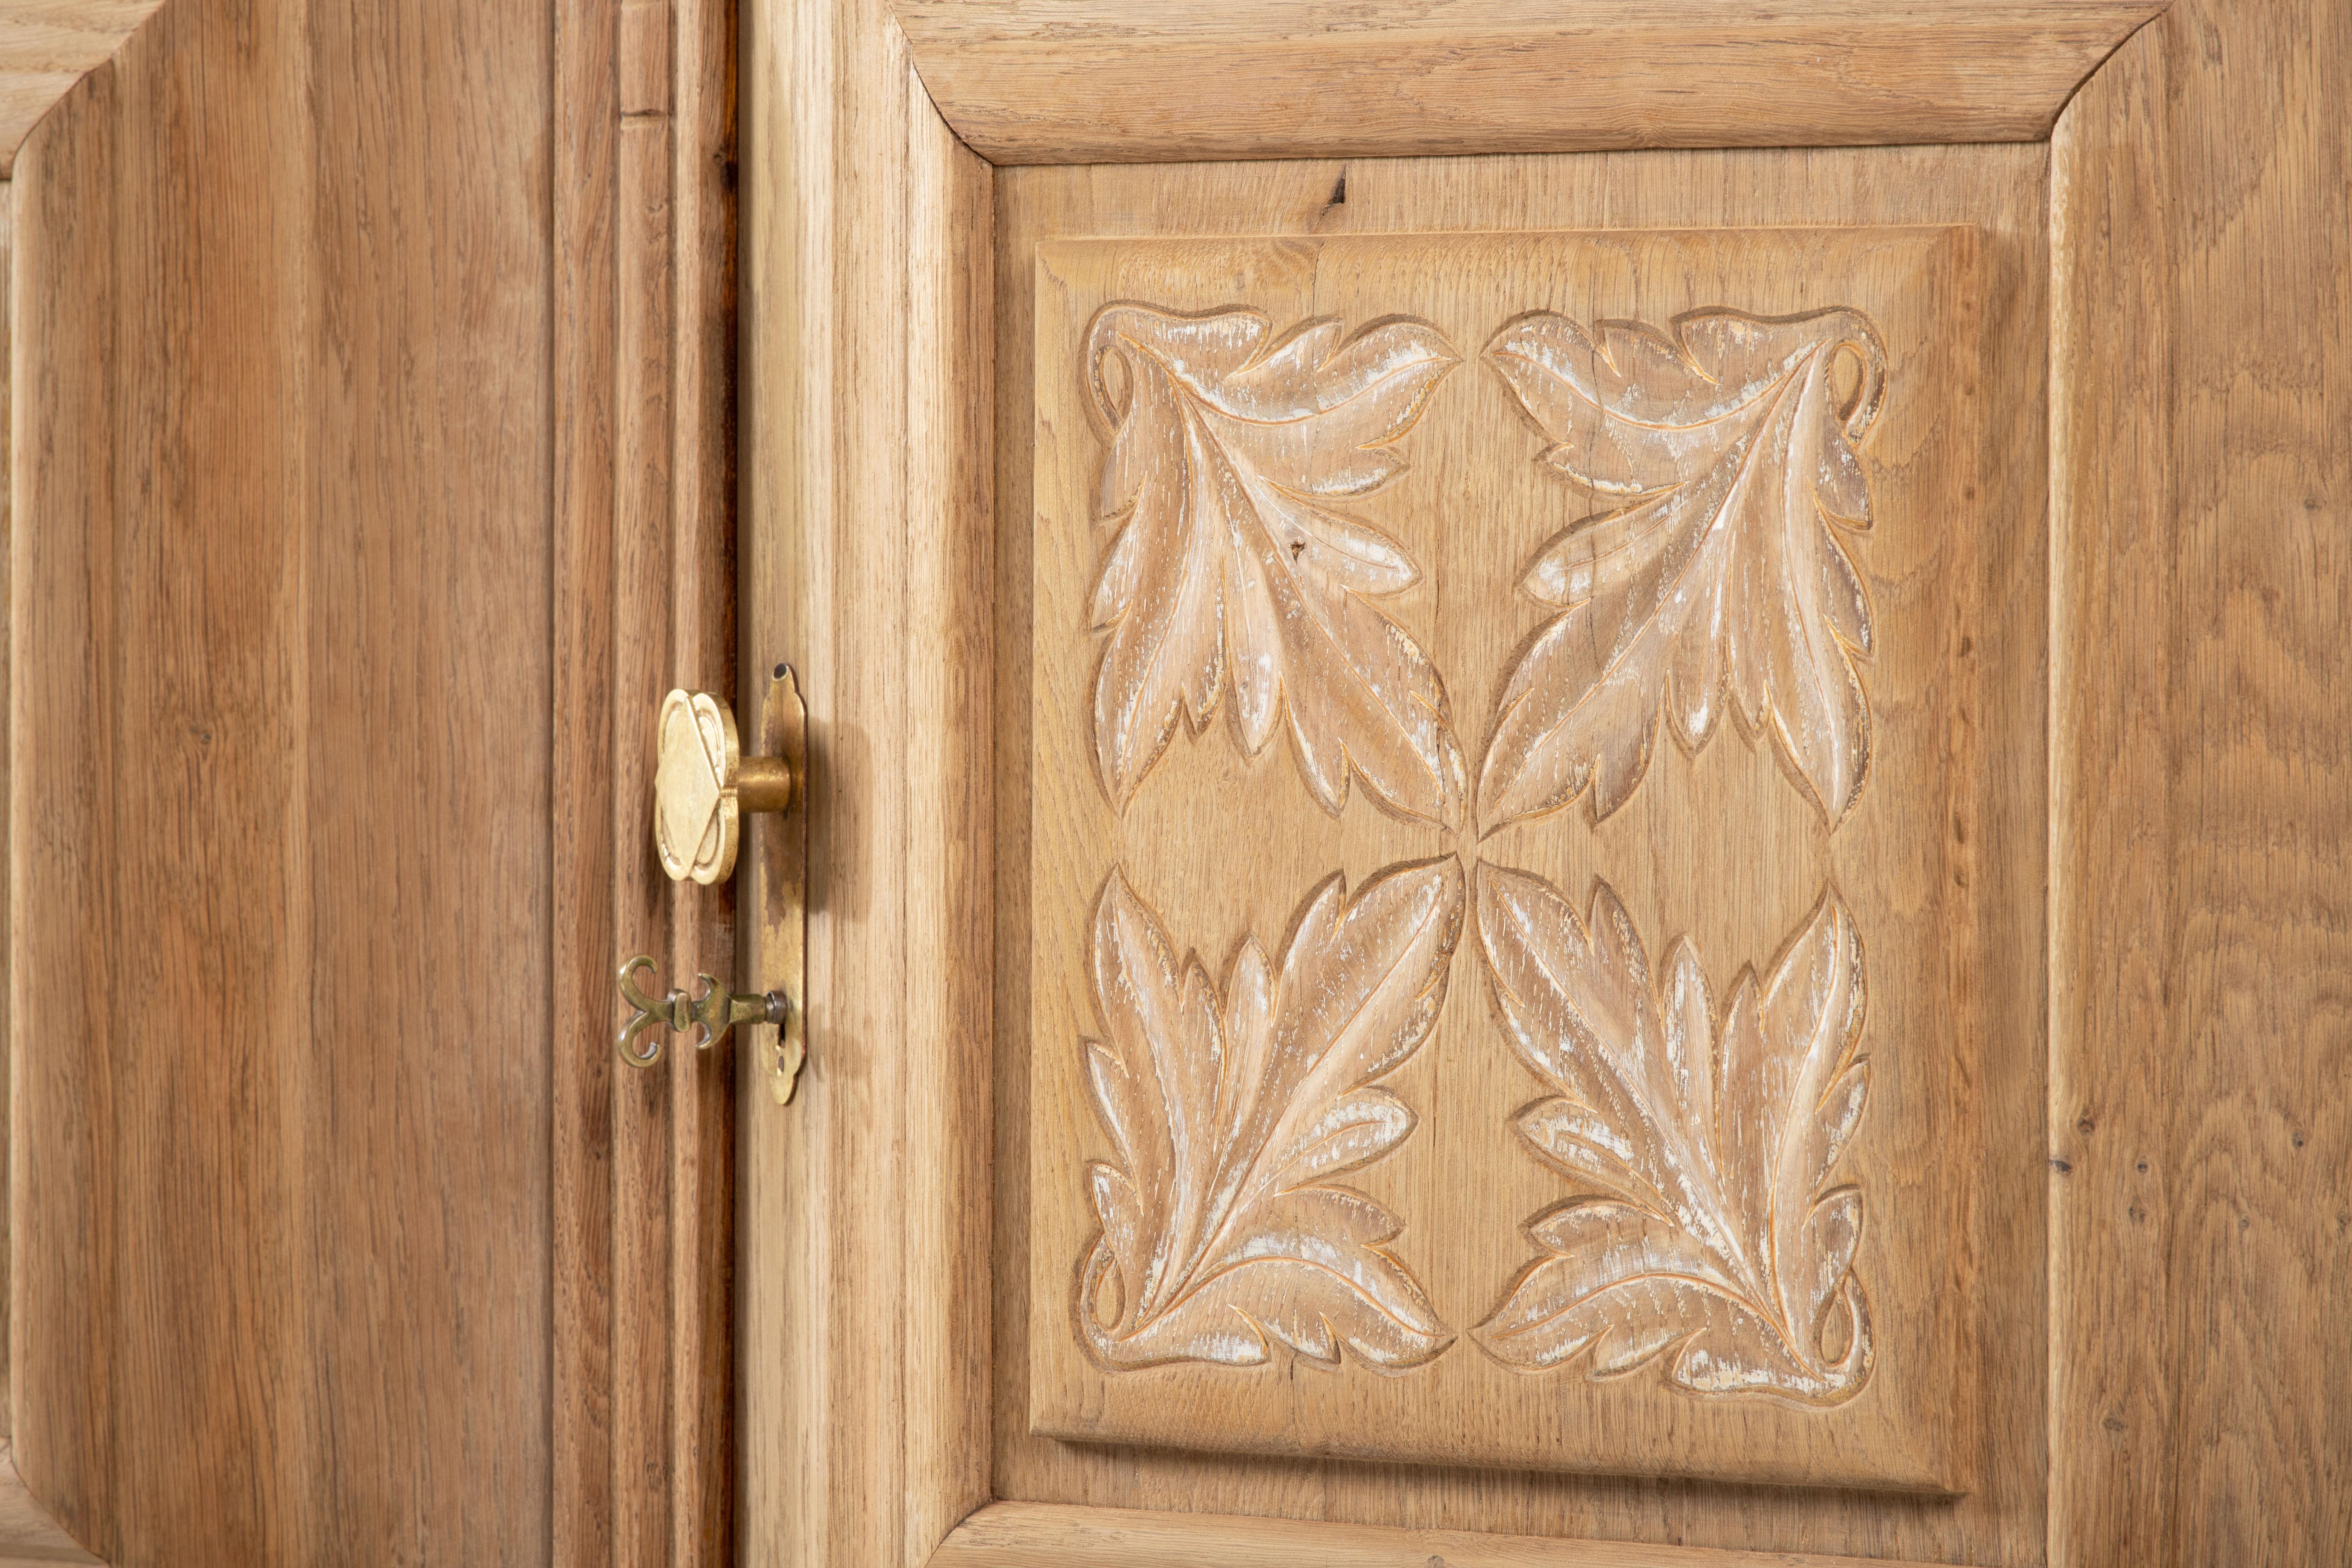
[654,688,799,884]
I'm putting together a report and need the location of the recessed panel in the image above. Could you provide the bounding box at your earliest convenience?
[1027,228,1980,1491]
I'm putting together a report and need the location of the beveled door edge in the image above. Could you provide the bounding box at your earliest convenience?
[0,2,165,179]
[0,1443,101,1566]
[6,6,170,1559]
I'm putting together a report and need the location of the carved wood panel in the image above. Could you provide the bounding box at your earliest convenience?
[1029,229,1980,1491]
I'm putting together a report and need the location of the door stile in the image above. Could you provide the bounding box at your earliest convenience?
[553,0,740,1561]
[2047,20,2176,1568]
[2050,2,2352,1562]
[899,64,998,1564]
[551,0,620,1560]
[740,2,995,1562]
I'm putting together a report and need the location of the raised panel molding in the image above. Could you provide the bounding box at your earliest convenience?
[1029,227,1979,1491]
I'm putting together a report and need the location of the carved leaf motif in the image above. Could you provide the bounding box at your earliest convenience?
[1086,303,1465,828]
[1478,308,1887,830]
[1471,865,1874,1404]
[1079,858,1464,1370]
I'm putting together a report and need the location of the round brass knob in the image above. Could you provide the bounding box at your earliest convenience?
[654,688,797,884]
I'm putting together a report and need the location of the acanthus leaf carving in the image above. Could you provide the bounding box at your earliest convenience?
[1086,303,1466,829]
[1078,857,1464,1372]
[1471,865,1874,1404]
[1477,308,1887,832]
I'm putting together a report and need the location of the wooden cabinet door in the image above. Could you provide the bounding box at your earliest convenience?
[736,3,2352,1566]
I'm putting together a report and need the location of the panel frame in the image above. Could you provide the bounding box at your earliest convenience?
[979,143,2050,1565]
[1018,225,1985,1496]
[748,0,2352,1565]
[738,3,2159,1566]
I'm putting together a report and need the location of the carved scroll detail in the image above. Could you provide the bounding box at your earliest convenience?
[1478,309,1886,831]
[1078,859,1464,1372]
[1472,865,1874,1404]
[1086,304,1465,828]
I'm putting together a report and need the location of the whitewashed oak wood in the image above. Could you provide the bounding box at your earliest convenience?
[1478,307,1888,829]
[1025,226,1981,1494]
[1079,303,1466,828]
[990,148,2047,1565]
[1470,874,1876,1404]
[0,184,10,1449]
[892,0,2168,164]
[740,2,2352,1566]
[1073,859,1464,1374]
[739,1,995,1564]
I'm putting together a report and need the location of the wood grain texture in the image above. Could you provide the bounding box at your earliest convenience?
[2047,23,2172,1568]
[666,2,738,1561]
[1024,228,1982,1494]
[934,1501,1954,1568]
[554,0,740,1563]
[9,1,551,1563]
[613,85,678,1568]
[893,0,2166,165]
[552,0,619,1559]
[0,1444,97,1566]
[739,0,994,1562]
[990,146,2049,1566]
[2051,2,2352,1564]
[0,3,158,178]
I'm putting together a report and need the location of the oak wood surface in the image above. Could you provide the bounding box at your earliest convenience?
[614,84,683,1568]
[1023,227,1981,1494]
[553,0,740,1563]
[739,1,995,1563]
[2050,2,2352,1564]
[0,1444,96,1566]
[0,3,157,178]
[10,1,552,1562]
[893,0,2166,165]
[667,2,740,1557]
[551,0,619,1562]
[989,145,2050,1566]
[732,3,2346,1565]
[934,1502,1952,1568]
[2046,23,2171,1568]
